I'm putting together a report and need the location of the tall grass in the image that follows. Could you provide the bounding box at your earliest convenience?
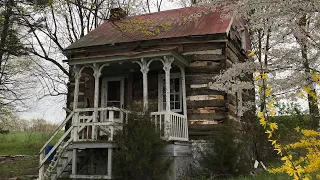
[0,131,63,155]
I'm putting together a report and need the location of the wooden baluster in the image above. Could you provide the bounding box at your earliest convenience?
[179,116,181,138]
[169,113,173,139]
[82,118,85,141]
[182,117,185,139]
[175,115,178,138]
[86,121,89,141]
[172,114,174,138]
[178,116,180,138]
[180,116,182,139]
[185,117,187,139]
[109,111,114,141]
[159,115,162,136]
[174,115,176,139]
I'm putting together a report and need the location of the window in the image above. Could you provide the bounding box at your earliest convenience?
[158,73,182,112]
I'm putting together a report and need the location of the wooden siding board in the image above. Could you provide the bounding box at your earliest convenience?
[190,61,220,67]
[188,107,227,114]
[183,42,225,52]
[185,74,219,84]
[186,89,225,96]
[188,112,227,120]
[189,124,223,131]
[226,41,247,62]
[226,47,240,63]
[187,100,226,108]
[185,66,224,74]
[185,54,225,61]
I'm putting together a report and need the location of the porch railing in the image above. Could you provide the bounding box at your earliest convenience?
[55,108,188,143]
[151,111,189,141]
[73,107,128,141]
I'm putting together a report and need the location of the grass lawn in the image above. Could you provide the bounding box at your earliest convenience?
[0,131,63,155]
[0,155,38,180]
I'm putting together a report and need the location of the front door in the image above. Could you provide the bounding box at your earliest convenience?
[101,77,124,123]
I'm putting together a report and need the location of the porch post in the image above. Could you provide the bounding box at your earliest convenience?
[163,56,173,139]
[136,58,150,111]
[93,63,101,140]
[73,65,81,111]
[179,66,187,117]
[71,65,80,176]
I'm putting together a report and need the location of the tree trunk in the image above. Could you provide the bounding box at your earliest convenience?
[0,0,14,76]
[297,15,319,129]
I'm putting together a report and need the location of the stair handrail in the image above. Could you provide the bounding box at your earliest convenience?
[39,111,74,154]
[43,138,73,178]
[39,125,73,167]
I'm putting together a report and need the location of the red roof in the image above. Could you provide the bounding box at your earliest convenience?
[65,4,234,50]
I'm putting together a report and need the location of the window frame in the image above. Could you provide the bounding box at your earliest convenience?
[158,73,182,113]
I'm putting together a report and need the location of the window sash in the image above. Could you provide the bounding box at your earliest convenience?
[158,73,182,112]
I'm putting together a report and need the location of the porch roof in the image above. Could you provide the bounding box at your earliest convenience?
[67,46,189,67]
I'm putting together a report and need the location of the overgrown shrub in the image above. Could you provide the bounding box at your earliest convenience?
[113,108,170,180]
[248,103,312,164]
[272,102,312,144]
[189,121,252,179]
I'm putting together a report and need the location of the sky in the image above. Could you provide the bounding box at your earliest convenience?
[19,94,66,124]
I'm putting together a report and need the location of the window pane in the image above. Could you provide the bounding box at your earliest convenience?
[170,95,174,101]
[175,102,180,109]
[160,75,182,112]
[175,94,179,101]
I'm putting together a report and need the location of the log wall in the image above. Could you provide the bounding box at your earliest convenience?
[66,31,253,140]
[182,42,228,139]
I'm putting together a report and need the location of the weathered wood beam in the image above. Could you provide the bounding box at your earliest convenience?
[188,112,227,121]
[187,100,226,108]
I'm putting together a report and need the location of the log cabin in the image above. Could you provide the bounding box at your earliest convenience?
[39,3,252,180]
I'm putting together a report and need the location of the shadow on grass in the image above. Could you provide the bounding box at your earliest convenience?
[0,156,38,179]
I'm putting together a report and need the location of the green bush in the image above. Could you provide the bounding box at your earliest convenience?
[272,102,312,144]
[113,110,170,180]
[190,121,252,179]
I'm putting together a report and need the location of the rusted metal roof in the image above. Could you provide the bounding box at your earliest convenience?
[65,4,234,50]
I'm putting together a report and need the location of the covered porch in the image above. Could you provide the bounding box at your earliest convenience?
[69,49,189,142]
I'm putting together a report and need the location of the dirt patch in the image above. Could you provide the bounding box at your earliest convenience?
[0,156,38,180]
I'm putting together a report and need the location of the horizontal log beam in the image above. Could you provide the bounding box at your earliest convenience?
[188,106,227,114]
[185,54,225,61]
[187,100,226,108]
[188,112,227,120]
[185,66,223,74]
[186,89,225,96]
[189,124,224,131]
[187,95,224,101]
[183,43,225,52]
[186,73,219,84]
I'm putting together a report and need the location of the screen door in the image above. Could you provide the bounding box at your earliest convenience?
[102,77,124,123]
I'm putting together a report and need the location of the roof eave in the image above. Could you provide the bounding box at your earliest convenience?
[67,49,189,67]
